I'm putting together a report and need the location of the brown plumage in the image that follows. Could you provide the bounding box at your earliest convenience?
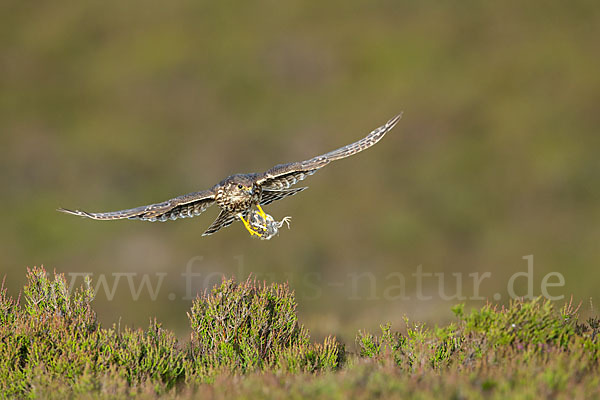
[59,113,402,236]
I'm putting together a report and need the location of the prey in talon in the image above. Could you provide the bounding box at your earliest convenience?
[58,114,402,238]
[246,208,292,240]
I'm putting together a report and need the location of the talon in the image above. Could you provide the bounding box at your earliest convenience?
[239,214,262,237]
[256,204,267,220]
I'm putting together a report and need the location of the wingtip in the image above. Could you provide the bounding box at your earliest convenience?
[57,207,88,218]
[387,112,403,128]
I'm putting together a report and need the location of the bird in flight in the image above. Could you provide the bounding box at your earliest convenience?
[59,114,402,237]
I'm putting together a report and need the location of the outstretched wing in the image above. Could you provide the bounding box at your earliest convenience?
[256,113,402,190]
[58,190,216,222]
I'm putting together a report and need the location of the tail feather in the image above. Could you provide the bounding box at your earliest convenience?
[202,210,240,236]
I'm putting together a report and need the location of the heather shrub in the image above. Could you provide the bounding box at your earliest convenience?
[0,276,18,326]
[276,335,343,373]
[356,297,599,375]
[1,267,102,396]
[1,267,598,398]
[462,297,578,347]
[22,266,96,332]
[0,268,343,397]
[187,277,344,378]
[357,320,462,371]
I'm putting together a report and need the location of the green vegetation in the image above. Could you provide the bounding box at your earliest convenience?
[1,268,599,398]
[188,277,343,376]
[0,268,342,397]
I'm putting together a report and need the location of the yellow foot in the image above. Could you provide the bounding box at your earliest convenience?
[239,214,262,237]
[256,204,267,220]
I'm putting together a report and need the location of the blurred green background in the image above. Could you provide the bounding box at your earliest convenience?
[2,1,599,343]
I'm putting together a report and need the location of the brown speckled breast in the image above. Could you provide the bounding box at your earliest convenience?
[215,187,260,214]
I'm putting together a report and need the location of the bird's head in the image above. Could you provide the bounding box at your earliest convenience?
[220,174,255,199]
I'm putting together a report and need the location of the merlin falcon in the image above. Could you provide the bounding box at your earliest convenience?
[59,114,402,237]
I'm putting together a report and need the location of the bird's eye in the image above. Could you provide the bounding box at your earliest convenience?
[238,184,243,189]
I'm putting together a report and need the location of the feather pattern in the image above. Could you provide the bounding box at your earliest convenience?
[257,113,402,189]
[202,209,247,236]
[259,187,308,206]
[58,190,215,222]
